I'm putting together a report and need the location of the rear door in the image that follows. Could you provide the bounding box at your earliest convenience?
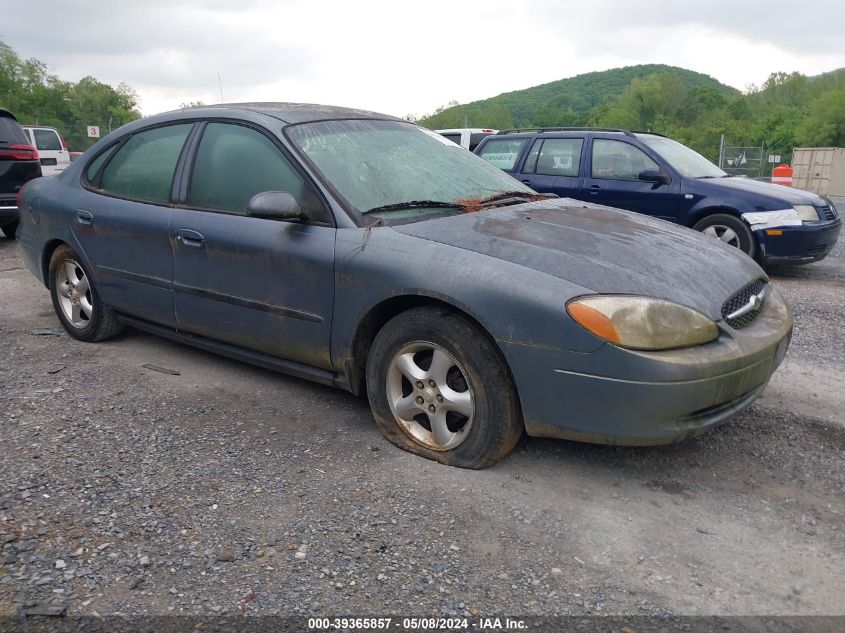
[74,123,195,327]
[582,137,680,220]
[170,121,336,369]
[515,136,585,198]
[27,127,70,176]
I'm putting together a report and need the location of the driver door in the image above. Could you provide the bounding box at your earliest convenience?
[170,121,336,369]
[582,138,680,221]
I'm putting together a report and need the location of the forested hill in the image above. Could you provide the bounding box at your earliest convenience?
[418,64,845,169]
[420,65,736,129]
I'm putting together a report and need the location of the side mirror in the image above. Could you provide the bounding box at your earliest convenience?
[246,191,309,221]
[638,169,670,185]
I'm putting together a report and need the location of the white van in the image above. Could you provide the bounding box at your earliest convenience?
[435,128,497,151]
[22,126,70,176]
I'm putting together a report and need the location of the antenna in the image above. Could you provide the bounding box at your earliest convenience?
[217,73,224,103]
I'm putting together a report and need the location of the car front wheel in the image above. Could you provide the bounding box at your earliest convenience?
[366,306,522,469]
[49,245,124,342]
[693,213,756,258]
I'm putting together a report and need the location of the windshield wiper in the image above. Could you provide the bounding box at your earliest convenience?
[364,200,461,214]
[472,191,551,205]
[364,191,554,215]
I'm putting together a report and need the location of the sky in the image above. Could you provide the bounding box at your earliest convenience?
[1,0,844,118]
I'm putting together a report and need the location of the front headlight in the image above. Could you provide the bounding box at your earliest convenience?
[793,205,819,222]
[567,295,719,351]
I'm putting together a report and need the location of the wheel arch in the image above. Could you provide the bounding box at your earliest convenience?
[41,239,69,288]
[688,205,744,228]
[346,294,519,404]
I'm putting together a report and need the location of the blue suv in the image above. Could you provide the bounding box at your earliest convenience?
[474,128,841,264]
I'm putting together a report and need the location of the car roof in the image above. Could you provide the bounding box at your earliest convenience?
[22,124,60,130]
[435,128,497,134]
[199,102,404,125]
[492,128,668,140]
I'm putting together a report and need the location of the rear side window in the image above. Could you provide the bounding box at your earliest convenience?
[439,133,461,146]
[476,138,528,171]
[526,138,583,176]
[99,124,192,204]
[32,129,62,151]
[591,139,658,181]
[0,117,29,146]
[188,122,310,214]
[85,144,119,183]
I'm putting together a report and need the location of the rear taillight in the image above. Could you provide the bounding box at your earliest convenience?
[0,144,39,160]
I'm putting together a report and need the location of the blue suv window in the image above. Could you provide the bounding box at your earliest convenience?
[523,138,583,176]
[591,139,657,181]
[476,138,528,171]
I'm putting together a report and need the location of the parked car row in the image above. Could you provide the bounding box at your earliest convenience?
[472,127,841,265]
[0,109,42,239]
[15,103,794,468]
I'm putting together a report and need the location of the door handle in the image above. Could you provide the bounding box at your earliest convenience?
[588,185,601,194]
[520,179,531,183]
[175,229,205,248]
[76,210,94,226]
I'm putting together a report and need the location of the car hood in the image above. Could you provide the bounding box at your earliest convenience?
[393,198,764,320]
[692,176,827,207]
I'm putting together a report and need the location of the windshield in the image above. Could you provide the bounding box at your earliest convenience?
[640,136,726,178]
[286,119,534,219]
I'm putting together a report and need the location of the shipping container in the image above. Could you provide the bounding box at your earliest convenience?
[791,147,845,196]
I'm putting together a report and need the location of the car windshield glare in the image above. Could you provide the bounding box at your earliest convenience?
[641,136,726,179]
[286,120,533,218]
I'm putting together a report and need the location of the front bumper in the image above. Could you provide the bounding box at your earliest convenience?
[500,287,793,445]
[757,218,841,262]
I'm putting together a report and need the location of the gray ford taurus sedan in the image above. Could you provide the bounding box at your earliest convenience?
[16,103,793,468]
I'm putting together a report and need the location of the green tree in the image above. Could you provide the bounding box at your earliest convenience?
[796,89,845,146]
[0,39,141,150]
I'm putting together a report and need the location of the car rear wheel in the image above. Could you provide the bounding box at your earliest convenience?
[1,221,18,239]
[693,213,756,258]
[366,306,522,469]
[49,245,124,342]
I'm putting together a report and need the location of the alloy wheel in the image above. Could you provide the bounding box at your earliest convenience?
[386,341,475,451]
[55,259,93,328]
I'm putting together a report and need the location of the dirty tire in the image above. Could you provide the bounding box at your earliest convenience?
[49,244,124,342]
[693,213,756,259]
[366,306,522,469]
[1,221,18,239]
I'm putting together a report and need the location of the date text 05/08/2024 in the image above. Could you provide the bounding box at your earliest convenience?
[307,617,528,631]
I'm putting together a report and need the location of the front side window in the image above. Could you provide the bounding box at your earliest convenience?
[525,138,583,176]
[32,129,62,151]
[99,124,192,203]
[286,120,532,220]
[591,139,658,181]
[475,137,529,171]
[188,123,315,215]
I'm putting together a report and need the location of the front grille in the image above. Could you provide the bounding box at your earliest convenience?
[807,244,828,255]
[818,205,836,221]
[722,279,767,329]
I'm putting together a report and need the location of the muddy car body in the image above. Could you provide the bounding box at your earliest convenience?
[16,103,793,468]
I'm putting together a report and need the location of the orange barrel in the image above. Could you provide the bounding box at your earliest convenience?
[771,163,793,186]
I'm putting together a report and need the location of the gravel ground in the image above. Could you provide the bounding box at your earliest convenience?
[1,234,843,620]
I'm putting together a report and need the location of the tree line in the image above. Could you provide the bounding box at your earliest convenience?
[0,40,141,151]
[418,67,845,170]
